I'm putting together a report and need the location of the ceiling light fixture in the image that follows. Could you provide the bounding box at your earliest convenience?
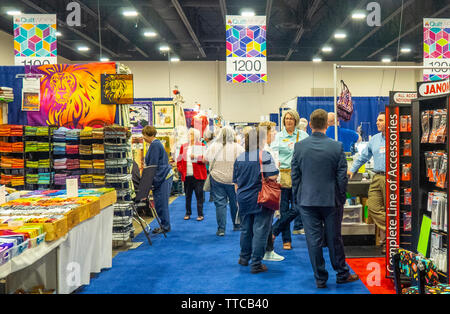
[382,57,391,63]
[170,56,180,62]
[123,10,138,17]
[313,57,322,63]
[334,32,347,39]
[351,11,366,20]
[321,46,333,53]
[144,31,157,37]
[77,46,90,52]
[400,47,411,54]
[6,10,22,16]
[159,45,170,52]
[241,10,255,17]
[55,31,62,37]
[100,57,110,62]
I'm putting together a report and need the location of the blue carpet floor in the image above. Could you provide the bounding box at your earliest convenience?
[78,193,370,294]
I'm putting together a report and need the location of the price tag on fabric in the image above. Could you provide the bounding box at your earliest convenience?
[66,178,78,198]
[0,185,5,205]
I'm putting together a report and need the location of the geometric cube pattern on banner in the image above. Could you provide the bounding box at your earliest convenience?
[14,23,57,57]
[424,25,450,81]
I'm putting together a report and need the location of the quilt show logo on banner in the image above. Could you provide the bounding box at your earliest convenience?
[423,18,450,81]
[14,14,57,66]
[101,74,134,105]
[26,62,117,128]
[226,15,267,83]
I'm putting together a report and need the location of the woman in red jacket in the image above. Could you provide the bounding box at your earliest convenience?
[177,128,207,221]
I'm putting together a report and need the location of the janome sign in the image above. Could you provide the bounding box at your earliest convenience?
[418,79,450,97]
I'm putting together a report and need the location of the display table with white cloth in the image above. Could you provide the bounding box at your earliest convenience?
[0,205,114,294]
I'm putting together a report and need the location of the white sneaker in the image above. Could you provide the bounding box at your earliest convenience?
[263,250,285,262]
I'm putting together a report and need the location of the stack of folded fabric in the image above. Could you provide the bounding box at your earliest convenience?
[92,144,104,155]
[0,125,23,136]
[25,141,38,152]
[80,127,93,140]
[93,159,105,169]
[53,158,67,170]
[80,174,93,184]
[26,174,39,184]
[104,143,129,153]
[80,160,92,169]
[106,173,132,184]
[38,159,50,168]
[53,142,66,155]
[79,144,92,155]
[66,129,80,141]
[105,159,128,168]
[0,142,23,153]
[92,128,104,139]
[1,174,25,187]
[66,159,79,170]
[54,173,80,186]
[93,174,105,186]
[53,127,68,142]
[1,156,24,169]
[66,144,79,155]
[0,87,14,103]
[104,126,127,139]
[37,173,51,185]
[26,160,38,168]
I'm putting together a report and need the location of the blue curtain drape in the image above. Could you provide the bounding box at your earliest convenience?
[296,96,388,139]
[0,66,27,125]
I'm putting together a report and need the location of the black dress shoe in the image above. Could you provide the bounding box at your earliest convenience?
[337,274,359,284]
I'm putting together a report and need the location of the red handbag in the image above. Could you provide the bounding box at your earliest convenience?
[257,150,281,211]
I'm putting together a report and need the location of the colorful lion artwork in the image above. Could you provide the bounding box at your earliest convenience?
[26,62,117,128]
[101,74,134,105]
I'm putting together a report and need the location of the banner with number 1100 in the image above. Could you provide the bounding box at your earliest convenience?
[226,15,267,83]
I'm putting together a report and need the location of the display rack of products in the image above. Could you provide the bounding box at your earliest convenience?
[0,125,25,189]
[104,126,134,244]
[412,78,450,283]
[52,127,82,188]
[385,91,417,278]
[24,126,55,189]
[79,127,105,188]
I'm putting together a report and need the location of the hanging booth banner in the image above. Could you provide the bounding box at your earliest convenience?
[385,91,416,278]
[423,18,450,81]
[226,15,267,83]
[14,14,57,66]
[26,62,117,128]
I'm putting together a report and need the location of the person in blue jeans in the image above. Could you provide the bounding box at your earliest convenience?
[206,126,244,236]
[233,127,279,274]
[142,126,173,234]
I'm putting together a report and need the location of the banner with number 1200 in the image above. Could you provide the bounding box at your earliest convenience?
[226,15,267,83]
[14,14,57,66]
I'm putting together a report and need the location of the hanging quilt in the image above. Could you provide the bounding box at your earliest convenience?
[26,62,117,128]
[101,74,134,105]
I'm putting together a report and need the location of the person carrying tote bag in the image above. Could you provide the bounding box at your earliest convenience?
[270,109,308,250]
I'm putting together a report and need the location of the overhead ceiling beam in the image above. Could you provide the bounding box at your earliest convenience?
[285,0,322,61]
[340,0,415,59]
[367,3,450,59]
[76,1,149,58]
[219,0,227,24]
[265,0,273,30]
[171,0,206,58]
[19,0,120,58]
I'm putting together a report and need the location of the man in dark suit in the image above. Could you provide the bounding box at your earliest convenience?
[291,109,358,288]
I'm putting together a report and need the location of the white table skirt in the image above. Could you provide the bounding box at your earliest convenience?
[1,205,114,294]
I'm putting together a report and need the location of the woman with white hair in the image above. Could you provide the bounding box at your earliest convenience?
[270,109,308,250]
[177,128,207,221]
[206,126,244,236]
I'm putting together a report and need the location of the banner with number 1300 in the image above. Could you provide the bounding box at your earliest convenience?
[226,15,267,83]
